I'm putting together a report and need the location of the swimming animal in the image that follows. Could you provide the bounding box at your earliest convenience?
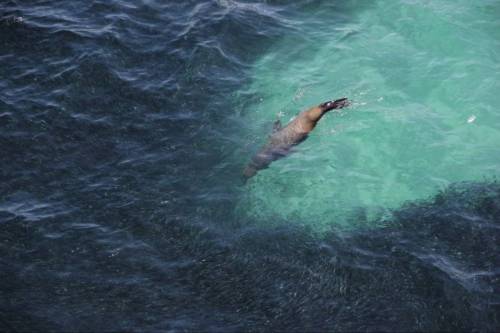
[243,97,350,181]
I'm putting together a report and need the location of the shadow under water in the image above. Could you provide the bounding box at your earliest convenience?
[0,0,499,332]
[2,181,499,331]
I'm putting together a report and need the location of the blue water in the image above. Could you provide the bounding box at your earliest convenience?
[233,0,500,227]
[1,1,499,331]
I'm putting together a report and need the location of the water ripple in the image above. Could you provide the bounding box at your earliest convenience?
[1,0,499,331]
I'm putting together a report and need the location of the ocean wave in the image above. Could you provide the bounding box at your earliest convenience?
[1,0,499,331]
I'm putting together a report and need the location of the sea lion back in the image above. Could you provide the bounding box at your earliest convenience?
[242,98,349,182]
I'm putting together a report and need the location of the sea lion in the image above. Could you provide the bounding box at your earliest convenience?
[243,97,349,181]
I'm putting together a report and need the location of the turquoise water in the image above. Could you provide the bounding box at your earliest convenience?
[2,1,500,330]
[235,0,500,228]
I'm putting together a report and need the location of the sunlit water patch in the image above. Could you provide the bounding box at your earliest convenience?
[2,0,500,331]
[235,0,500,228]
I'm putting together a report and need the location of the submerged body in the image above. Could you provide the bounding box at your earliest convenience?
[243,98,349,180]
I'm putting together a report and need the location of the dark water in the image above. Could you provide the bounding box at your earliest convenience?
[1,1,499,331]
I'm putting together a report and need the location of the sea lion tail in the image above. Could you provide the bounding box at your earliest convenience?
[241,165,257,185]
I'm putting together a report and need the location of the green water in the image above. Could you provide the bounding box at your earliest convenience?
[234,0,500,228]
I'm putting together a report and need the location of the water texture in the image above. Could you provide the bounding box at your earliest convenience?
[235,0,500,226]
[1,0,499,331]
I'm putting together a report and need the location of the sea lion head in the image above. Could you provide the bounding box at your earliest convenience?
[320,97,350,111]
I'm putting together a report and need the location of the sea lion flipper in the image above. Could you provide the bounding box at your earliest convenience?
[272,119,282,133]
[243,97,348,180]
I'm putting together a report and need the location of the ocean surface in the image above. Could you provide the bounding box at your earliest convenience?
[1,0,499,331]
